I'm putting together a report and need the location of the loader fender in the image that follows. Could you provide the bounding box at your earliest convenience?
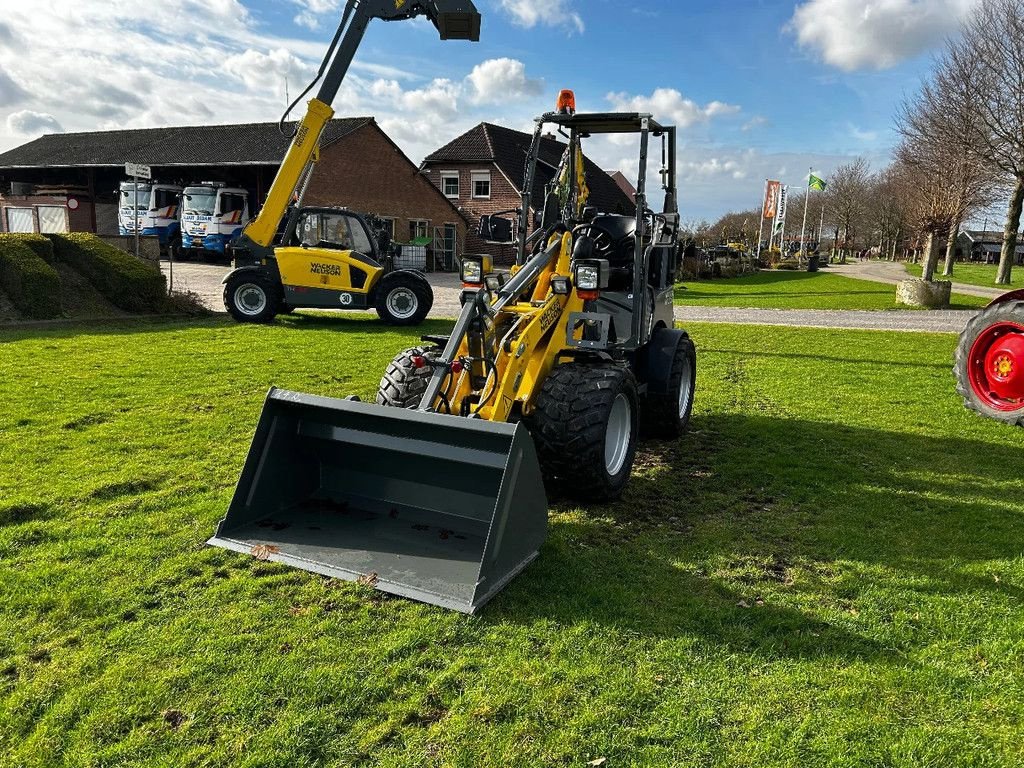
[637,327,689,396]
[221,265,275,285]
[988,289,1024,308]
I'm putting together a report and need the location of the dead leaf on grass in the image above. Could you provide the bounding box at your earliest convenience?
[357,572,379,587]
[251,544,280,561]
[587,759,608,767]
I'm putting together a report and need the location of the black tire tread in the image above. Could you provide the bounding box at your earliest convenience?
[640,332,697,439]
[954,300,1024,426]
[223,273,280,323]
[375,272,433,326]
[526,363,639,501]
[376,346,439,409]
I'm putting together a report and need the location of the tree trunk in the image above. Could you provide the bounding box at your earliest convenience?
[891,228,900,261]
[996,174,1024,285]
[922,231,940,282]
[942,219,960,277]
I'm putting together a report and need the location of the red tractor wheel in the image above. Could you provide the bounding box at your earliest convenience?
[955,300,1024,425]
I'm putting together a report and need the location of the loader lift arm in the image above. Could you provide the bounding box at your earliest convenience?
[234,0,480,259]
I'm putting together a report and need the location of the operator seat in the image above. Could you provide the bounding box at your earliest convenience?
[587,214,645,292]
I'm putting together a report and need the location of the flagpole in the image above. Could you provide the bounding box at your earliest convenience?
[818,200,825,251]
[799,167,811,259]
[756,179,767,261]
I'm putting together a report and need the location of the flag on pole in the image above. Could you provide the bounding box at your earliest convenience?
[763,180,781,219]
[808,172,827,192]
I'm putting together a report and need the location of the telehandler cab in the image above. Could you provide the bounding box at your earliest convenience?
[211,83,698,613]
[218,0,480,325]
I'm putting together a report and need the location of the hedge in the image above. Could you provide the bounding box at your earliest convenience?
[47,233,166,312]
[2,233,55,265]
[0,235,62,319]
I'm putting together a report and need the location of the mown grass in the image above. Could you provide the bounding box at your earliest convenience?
[905,261,1021,290]
[676,270,989,310]
[1,315,1023,767]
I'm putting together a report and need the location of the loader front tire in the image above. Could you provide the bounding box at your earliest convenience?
[376,346,440,409]
[224,274,279,323]
[954,300,1024,426]
[527,363,639,502]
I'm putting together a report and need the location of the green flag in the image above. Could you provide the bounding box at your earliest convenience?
[809,173,827,192]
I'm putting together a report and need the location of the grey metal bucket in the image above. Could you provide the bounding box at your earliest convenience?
[209,388,549,613]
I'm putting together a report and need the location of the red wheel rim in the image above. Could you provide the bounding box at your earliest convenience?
[968,321,1024,412]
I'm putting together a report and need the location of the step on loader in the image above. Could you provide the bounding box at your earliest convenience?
[211,88,697,613]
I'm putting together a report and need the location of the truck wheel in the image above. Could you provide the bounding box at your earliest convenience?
[224,274,279,323]
[954,300,1024,425]
[375,273,432,326]
[376,346,440,409]
[527,363,639,501]
[167,234,182,262]
[640,332,696,439]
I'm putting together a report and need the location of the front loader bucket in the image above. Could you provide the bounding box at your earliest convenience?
[209,388,548,613]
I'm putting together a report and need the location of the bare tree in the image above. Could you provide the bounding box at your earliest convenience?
[954,0,1024,284]
[900,45,999,277]
[826,158,872,262]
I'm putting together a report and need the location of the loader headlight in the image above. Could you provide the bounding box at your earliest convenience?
[573,259,609,292]
[550,276,570,295]
[460,255,493,287]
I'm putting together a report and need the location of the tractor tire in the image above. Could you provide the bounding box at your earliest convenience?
[375,272,432,326]
[377,346,440,409]
[640,332,697,439]
[526,363,639,502]
[954,300,1024,426]
[223,273,280,323]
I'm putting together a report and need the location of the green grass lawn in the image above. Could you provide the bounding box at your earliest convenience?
[2,315,1024,767]
[676,270,989,310]
[905,261,1021,290]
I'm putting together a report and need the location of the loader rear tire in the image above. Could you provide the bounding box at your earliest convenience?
[640,332,696,439]
[527,363,639,502]
[376,346,440,409]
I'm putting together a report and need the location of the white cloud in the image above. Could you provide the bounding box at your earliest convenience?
[742,116,768,132]
[223,48,314,94]
[499,0,584,34]
[789,0,980,71]
[466,58,543,104]
[606,88,741,129]
[6,110,63,136]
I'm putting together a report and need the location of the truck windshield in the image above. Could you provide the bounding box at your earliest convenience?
[120,187,152,210]
[183,189,217,215]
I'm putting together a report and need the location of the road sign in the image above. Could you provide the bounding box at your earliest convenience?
[125,162,152,180]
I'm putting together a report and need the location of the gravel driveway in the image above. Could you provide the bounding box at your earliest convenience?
[164,261,978,334]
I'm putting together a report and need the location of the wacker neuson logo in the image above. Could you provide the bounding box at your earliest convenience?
[310,263,341,276]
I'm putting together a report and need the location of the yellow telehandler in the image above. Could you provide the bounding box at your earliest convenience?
[209,10,697,614]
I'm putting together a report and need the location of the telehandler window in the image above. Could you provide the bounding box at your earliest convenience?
[299,212,373,254]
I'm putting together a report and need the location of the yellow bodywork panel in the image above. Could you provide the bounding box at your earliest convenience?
[275,247,382,292]
[435,233,585,423]
[243,99,335,248]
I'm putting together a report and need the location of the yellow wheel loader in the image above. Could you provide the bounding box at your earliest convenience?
[207,6,696,613]
[218,1,480,325]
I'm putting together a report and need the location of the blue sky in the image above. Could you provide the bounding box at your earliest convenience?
[0,0,979,220]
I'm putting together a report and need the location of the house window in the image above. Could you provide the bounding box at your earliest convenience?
[5,207,34,233]
[37,206,68,233]
[472,171,491,199]
[409,219,430,241]
[440,171,459,198]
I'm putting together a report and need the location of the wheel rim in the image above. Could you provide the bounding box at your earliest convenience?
[678,355,694,418]
[968,320,1024,412]
[604,393,632,476]
[387,287,418,320]
[234,283,267,316]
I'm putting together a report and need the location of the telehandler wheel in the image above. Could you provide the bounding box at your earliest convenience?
[641,333,696,439]
[376,346,440,409]
[224,273,280,323]
[527,363,639,501]
[954,300,1024,426]
[375,273,432,326]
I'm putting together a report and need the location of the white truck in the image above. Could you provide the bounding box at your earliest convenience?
[180,183,251,260]
[117,181,182,253]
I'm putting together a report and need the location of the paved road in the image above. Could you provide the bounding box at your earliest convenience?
[164,261,976,333]
[830,259,1005,299]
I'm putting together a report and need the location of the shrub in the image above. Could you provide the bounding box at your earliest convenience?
[3,233,55,264]
[0,236,62,319]
[47,234,165,312]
